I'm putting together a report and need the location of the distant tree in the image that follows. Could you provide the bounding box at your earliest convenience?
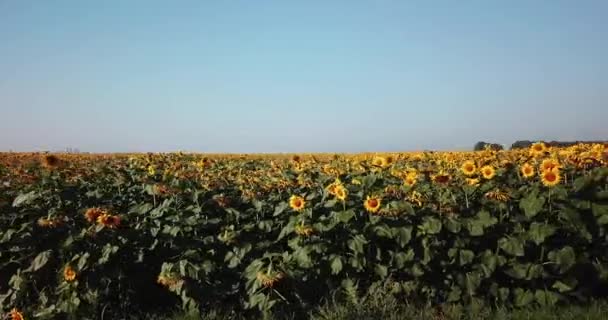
[511,140,533,150]
[474,141,503,151]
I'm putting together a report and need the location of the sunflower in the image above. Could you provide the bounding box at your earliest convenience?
[64,265,76,282]
[407,191,424,207]
[8,308,24,320]
[289,195,306,212]
[404,175,417,187]
[295,224,315,237]
[335,185,348,201]
[147,165,156,176]
[41,154,61,169]
[256,271,285,288]
[480,165,496,180]
[485,189,510,202]
[364,196,382,213]
[84,208,106,223]
[157,274,183,291]
[97,213,121,228]
[372,156,388,168]
[520,163,535,178]
[466,178,480,186]
[460,160,477,176]
[540,158,561,172]
[541,169,561,187]
[530,142,547,157]
[432,172,451,184]
[37,216,63,228]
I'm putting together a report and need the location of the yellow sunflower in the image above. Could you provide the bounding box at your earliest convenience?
[64,265,77,282]
[289,195,306,212]
[530,142,547,157]
[540,158,561,172]
[335,185,348,201]
[460,160,477,176]
[480,165,496,180]
[372,156,388,168]
[520,163,535,178]
[466,178,480,186]
[364,196,382,213]
[541,169,561,187]
[404,174,417,187]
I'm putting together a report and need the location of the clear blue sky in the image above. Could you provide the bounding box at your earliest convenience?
[1,1,607,153]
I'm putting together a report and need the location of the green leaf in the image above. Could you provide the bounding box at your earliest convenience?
[520,193,545,218]
[528,222,556,245]
[548,246,576,274]
[273,202,289,216]
[459,250,475,266]
[373,224,392,238]
[394,249,415,269]
[347,235,368,255]
[445,218,461,233]
[324,199,337,208]
[552,280,576,293]
[535,290,559,306]
[335,210,355,223]
[12,191,38,207]
[26,250,52,272]
[467,211,497,236]
[514,288,534,307]
[499,237,525,257]
[419,217,442,235]
[374,264,388,278]
[330,256,343,275]
[394,227,412,248]
[592,203,608,217]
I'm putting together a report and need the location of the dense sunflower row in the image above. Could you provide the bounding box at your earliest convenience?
[1,143,608,319]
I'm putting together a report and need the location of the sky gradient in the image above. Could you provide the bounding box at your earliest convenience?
[1,1,607,153]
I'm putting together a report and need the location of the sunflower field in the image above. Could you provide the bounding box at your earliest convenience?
[1,143,608,319]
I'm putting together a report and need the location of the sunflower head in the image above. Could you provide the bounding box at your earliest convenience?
[530,142,547,156]
[432,172,451,184]
[84,208,106,223]
[460,160,477,176]
[97,213,121,228]
[8,308,24,320]
[541,169,561,187]
[480,165,496,180]
[466,178,480,186]
[404,175,417,187]
[540,158,561,172]
[295,225,315,237]
[289,195,306,212]
[64,265,77,282]
[335,185,348,201]
[364,196,382,213]
[42,154,61,168]
[372,156,388,168]
[520,163,535,178]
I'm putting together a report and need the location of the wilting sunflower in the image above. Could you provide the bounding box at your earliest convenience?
[541,169,561,187]
[97,213,121,228]
[520,163,535,178]
[37,216,64,228]
[432,172,451,184]
[485,189,510,202]
[460,160,477,176]
[289,195,306,212]
[364,196,382,213]
[530,142,547,157]
[256,271,285,288]
[157,274,183,291]
[335,185,348,201]
[84,208,106,223]
[8,308,24,320]
[295,224,315,237]
[540,158,561,172]
[407,191,424,207]
[42,154,61,169]
[64,265,76,282]
[480,165,496,180]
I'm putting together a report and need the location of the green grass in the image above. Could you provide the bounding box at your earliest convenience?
[137,299,608,320]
